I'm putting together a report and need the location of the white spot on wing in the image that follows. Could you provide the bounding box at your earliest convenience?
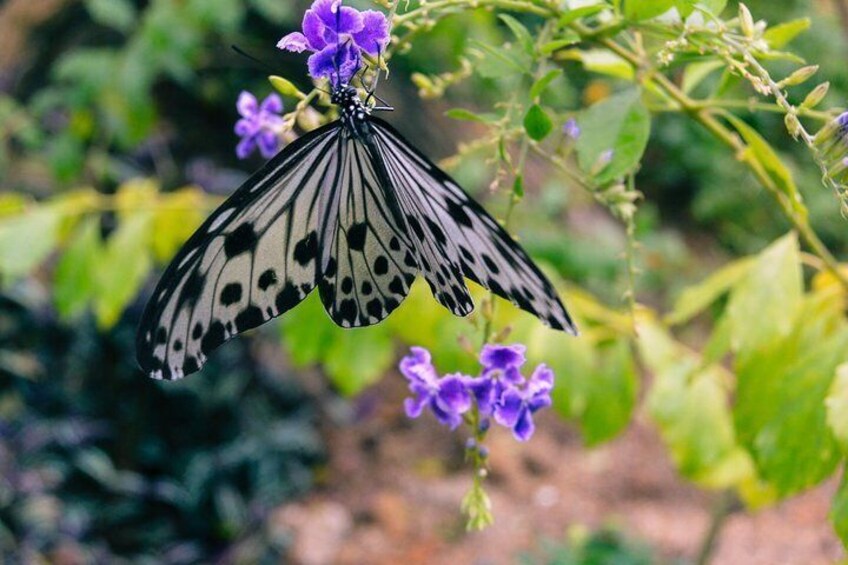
[207,208,235,233]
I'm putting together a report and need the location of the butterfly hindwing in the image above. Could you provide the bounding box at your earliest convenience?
[136,123,343,380]
[318,135,419,326]
[369,117,577,334]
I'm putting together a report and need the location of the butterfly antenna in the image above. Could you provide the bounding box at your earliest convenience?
[231,45,276,74]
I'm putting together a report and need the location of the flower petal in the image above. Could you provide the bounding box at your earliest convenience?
[308,43,360,84]
[480,343,527,371]
[236,91,258,117]
[430,397,463,429]
[512,407,535,441]
[494,388,523,428]
[464,375,497,415]
[302,10,326,50]
[352,10,390,56]
[277,32,311,53]
[235,136,256,160]
[313,0,363,34]
[259,93,283,114]
[234,117,257,137]
[404,395,428,419]
[257,130,280,158]
[436,374,472,415]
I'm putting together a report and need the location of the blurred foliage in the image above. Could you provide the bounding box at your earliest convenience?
[4,0,848,558]
[521,525,659,565]
[0,294,323,562]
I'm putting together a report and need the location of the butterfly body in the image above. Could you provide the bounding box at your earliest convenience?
[137,85,575,381]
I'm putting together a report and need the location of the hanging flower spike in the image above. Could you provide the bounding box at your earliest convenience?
[493,364,554,442]
[234,91,285,159]
[400,347,471,429]
[277,0,390,85]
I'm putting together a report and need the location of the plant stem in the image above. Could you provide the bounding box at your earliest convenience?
[695,490,737,565]
[575,24,848,290]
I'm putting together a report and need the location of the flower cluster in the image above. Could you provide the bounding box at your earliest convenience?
[277,0,390,85]
[234,91,285,159]
[399,344,554,441]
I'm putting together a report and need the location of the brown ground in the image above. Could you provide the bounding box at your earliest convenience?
[273,374,845,565]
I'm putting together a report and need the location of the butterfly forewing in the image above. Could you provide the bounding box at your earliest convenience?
[369,117,577,334]
[136,123,343,380]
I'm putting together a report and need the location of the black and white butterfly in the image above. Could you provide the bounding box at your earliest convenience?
[136,85,577,380]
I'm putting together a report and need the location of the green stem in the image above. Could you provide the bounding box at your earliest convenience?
[695,490,737,565]
[576,25,848,290]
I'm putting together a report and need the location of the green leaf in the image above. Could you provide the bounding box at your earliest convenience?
[559,4,609,25]
[498,14,534,55]
[94,212,154,328]
[524,104,553,141]
[530,328,636,446]
[693,0,727,16]
[0,206,62,282]
[826,363,848,453]
[280,293,393,396]
[85,0,136,32]
[323,328,394,396]
[639,320,753,488]
[445,108,494,123]
[726,233,802,357]
[763,18,811,49]
[513,175,524,198]
[470,41,531,79]
[665,256,754,325]
[624,0,674,21]
[831,475,848,547]
[576,88,651,183]
[540,35,581,55]
[734,289,847,496]
[725,114,804,216]
[564,49,634,80]
[530,69,563,100]
[54,218,102,319]
[682,60,724,94]
[151,187,206,262]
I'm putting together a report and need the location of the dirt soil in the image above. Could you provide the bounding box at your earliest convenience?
[274,374,846,565]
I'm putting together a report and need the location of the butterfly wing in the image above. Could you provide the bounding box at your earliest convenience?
[316,134,420,327]
[368,116,577,334]
[136,122,344,380]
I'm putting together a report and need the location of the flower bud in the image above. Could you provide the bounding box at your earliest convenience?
[784,113,802,139]
[269,75,305,99]
[778,65,818,88]
[739,3,755,38]
[801,82,829,109]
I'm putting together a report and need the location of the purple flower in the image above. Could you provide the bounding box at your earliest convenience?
[493,364,554,441]
[464,344,526,416]
[277,0,390,85]
[234,91,285,159]
[400,347,471,429]
[563,118,581,140]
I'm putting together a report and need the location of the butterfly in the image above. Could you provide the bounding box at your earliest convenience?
[136,84,577,380]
